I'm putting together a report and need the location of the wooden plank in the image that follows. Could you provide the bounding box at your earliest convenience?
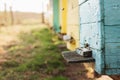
[105,26,120,43]
[61,51,95,63]
[80,23,102,50]
[105,69,120,75]
[79,0,101,24]
[104,0,120,75]
[92,50,103,74]
[105,43,120,56]
[61,0,67,34]
[105,56,120,68]
[67,0,80,50]
[104,0,120,25]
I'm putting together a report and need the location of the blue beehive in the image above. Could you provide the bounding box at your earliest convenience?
[79,0,120,75]
[53,0,60,33]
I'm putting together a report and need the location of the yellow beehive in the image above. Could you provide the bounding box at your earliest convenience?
[66,0,80,51]
[60,0,67,34]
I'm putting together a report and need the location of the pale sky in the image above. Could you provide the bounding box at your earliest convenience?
[0,0,49,13]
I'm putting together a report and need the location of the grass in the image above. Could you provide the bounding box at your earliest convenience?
[0,27,68,80]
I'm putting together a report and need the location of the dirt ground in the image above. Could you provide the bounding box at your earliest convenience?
[63,62,120,80]
[0,24,120,80]
[62,62,94,80]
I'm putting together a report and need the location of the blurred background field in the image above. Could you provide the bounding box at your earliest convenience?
[0,11,43,26]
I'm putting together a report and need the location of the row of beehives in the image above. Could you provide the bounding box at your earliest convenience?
[46,0,80,51]
[46,0,120,75]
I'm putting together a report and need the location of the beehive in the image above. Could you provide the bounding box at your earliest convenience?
[79,0,120,75]
[60,0,68,34]
[66,0,80,50]
[44,0,53,26]
[53,0,60,33]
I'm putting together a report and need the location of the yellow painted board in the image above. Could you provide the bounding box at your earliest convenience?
[67,0,80,51]
[61,0,67,34]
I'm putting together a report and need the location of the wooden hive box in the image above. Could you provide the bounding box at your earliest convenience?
[79,0,120,75]
[66,0,80,51]
[53,0,60,33]
[60,0,68,35]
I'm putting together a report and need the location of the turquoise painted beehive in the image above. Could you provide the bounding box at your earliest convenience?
[53,0,60,33]
[79,0,120,75]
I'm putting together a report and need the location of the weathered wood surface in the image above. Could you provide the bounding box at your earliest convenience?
[62,51,95,63]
